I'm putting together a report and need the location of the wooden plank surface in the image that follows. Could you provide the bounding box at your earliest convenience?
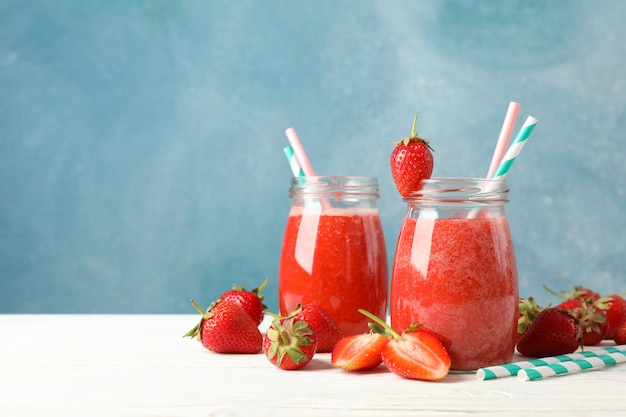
[1,315,624,417]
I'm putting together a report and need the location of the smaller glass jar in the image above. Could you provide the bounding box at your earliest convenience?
[278,176,388,336]
[390,178,519,370]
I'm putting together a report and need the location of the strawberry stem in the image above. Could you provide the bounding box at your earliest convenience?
[411,116,418,138]
[542,283,567,300]
[265,310,283,319]
[190,299,205,316]
[256,277,269,294]
[358,309,402,340]
[184,299,216,339]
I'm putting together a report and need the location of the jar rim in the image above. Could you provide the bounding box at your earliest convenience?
[289,175,380,198]
[404,177,509,204]
[290,175,378,183]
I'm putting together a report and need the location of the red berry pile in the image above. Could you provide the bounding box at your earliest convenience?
[517,285,626,357]
[184,279,344,370]
[183,280,453,380]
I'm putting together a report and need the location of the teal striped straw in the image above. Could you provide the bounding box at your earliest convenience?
[283,146,304,177]
[518,351,626,382]
[477,345,626,380]
[491,115,539,180]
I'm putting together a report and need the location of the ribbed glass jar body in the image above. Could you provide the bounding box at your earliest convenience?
[390,178,518,370]
[278,176,388,336]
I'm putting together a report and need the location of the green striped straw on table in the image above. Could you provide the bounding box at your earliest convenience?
[477,345,626,381]
[490,115,539,180]
[518,351,626,381]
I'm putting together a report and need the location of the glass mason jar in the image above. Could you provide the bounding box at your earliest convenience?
[278,176,388,336]
[390,178,518,370]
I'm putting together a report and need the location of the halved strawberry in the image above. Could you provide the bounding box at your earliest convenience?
[331,332,387,371]
[381,328,451,381]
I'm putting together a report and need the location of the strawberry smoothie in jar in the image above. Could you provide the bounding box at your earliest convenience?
[278,176,388,336]
[390,178,518,371]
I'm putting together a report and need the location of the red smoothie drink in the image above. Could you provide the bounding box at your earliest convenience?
[390,178,518,370]
[279,205,388,336]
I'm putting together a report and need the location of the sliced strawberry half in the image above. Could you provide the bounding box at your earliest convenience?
[331,332,387,371]
[381,329,451,381]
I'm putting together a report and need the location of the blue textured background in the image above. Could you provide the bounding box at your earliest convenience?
[2,1,625,313]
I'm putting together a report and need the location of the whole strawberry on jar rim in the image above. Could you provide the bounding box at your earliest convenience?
[390,116,434,197]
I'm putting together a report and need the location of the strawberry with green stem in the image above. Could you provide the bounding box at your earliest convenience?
[287,303,343,353]
[390,116,434,197]
[604,294,626,340]
[557,297,609,346]
[516,307,581,357]
[184,299,263,354]
[614,320,626,345]
[543,283,600,303]
[263,316,318,370]
[518,297,547,342]
[219,278,269,325]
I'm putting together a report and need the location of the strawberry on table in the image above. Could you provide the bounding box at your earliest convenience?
[516,307,581,357]
[219,278,268,325]
[381,327,451,381]
[289,303,343,353]
[614,320,626,345]
[575,287,601,302]
[263,316,318,370]
[604,294,626,340]
[184,299,263,354]
[517,297,545,342]
[331,332,387,371]
[543,284,600,303]
[557,298,608,346]
[390,116,434,197]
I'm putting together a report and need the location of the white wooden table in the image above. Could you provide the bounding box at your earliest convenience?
[2,315,625,417]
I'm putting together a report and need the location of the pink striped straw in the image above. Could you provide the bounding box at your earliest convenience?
[285,128,316,176]
[487,101,520,179]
